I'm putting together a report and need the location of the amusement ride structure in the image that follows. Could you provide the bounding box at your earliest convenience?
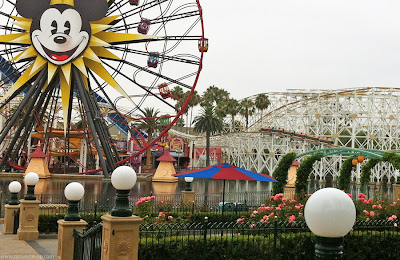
[0,0,206,177]
[190,87,400,188]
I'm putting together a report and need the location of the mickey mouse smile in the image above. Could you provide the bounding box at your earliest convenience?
[37,37,85,62]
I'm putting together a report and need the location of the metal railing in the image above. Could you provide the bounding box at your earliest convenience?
[73,222,103,260]
[139,220,400,259]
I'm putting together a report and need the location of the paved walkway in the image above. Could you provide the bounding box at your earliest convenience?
[0,224,58,259]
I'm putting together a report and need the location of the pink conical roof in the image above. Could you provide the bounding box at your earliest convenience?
[157,147,176,162]
[29,145,48,158]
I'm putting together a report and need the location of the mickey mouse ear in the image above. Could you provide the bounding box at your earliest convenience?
[74,0,108,21]
[16,0,51,19]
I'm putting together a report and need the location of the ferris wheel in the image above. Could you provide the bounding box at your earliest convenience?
[0,0,206,176]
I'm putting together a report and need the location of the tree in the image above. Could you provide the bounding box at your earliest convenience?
[138,108,161,169]
[193,106,223,203]
[193,106,224,167]
[201,85,229,108]
[254,94,270,124]
[185,90,201,129]
[224,98,240,130]
[240,98,255,130]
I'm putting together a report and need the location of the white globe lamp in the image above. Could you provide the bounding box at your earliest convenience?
[111,166,137,217]
[305,188,356,258]
[8,181,22,205]
[24,172,39,200]
[64,182,85,221]
[184,177,194,191]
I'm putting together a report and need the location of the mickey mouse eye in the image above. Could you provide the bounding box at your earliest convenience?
[64,21,71,35]
[51,20,57,35]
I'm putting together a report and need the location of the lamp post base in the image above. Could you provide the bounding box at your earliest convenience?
[314,236,344,259]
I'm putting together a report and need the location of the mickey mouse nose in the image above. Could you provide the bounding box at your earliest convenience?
[54,36,67,44]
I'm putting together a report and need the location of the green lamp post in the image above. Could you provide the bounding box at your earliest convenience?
[64,182,85,221]
[24,172,39,200]
[8,181,22,205]
[305,188,356,259]
[111,166,137,217]
[185,177,194,191]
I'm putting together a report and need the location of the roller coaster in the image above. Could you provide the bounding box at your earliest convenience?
[190,87,400,189]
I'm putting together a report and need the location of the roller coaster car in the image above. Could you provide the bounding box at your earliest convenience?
[129,0,139,5]
[148,52,159,68]
[261,127,272,132]
[138,18,151,34]
[198,38,209,52]
[295,132,306,138]
[158,83,170,99]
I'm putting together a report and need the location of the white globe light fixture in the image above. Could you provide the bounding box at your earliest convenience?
[24,172,39,200]
[111,166,137,217]
[8,181,22,205]
[304,188,356,258]
[184,177,194,191]
[64,182,85,221]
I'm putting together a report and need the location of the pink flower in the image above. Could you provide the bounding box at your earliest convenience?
[275,207,282,211]
[389,217,394,221]
[395,223,398,227]
[372,205,377,209]
[375,189,379,193]
[263,215,269,220]
[168,216,173,220]
[370,211,375,217]
[358,193,367,199]
[282,198,287,202]
[269,213,274,217]
[359,198,365,202]
[261,204,265,207]
[366,218,370,221]
[253,211,258,214]
[363,210,369,216]
[154,222,158,225]
[295,205,301,210]
[291,200,297,203]
[363,200,368,205]
[250,224,255,228]
[392,215,397,220]
[347,193,352,198]
[260,219,264,223]
[146,196,152,201]
[145,215,149,218]
[289,215,296,223]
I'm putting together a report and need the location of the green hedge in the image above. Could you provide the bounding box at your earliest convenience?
[38,213,104,233]
[139,233,314,260]
[38,211,255,233]
[138,231,400,259]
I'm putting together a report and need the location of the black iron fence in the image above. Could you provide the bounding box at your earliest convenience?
[138,219,400,259]
[73,222,103,260]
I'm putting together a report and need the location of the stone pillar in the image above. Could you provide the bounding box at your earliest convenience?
[3,204,19,234]
[57,219,88,260]
[101,214,142,260]
[393,184,400,200]
[182,191,195,204]
[17,199,40,240]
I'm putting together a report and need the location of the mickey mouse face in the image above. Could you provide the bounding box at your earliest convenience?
[31,5,90,66]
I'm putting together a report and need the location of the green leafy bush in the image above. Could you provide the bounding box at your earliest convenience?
[272,152,296,194]
[295,153,324,194]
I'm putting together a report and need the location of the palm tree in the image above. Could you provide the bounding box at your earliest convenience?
[255,93,270,125]
[201,85,229,108]
[193,106,223,203]
[187,90,201,128]
[193,106,223,167]
[240,98,255,130]
[138,108,161,169]
[224,98,240,131]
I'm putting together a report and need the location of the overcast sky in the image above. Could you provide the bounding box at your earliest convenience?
[196,0,400,100]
